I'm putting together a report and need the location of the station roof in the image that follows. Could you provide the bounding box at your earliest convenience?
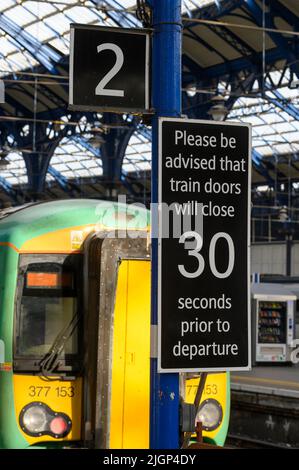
[0,0,299,204]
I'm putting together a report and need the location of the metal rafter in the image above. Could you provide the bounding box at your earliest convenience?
[245,0,299,78]
[48,164,82,196]
[184,0,244,23]
[269,0,299,33]
[202,46,284,79]
[71,134,101,159]
[0,14,61,74]
[89,0,140,28]
[264,89,299,121]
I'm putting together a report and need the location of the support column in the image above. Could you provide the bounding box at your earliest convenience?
[100,113,136,198]
[151,0,182,449]
[22,123,61,200]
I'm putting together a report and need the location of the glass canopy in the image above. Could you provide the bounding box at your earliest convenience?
[0,0,298,188]
[47,136,103,181]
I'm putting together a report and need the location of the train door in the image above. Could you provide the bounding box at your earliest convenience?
[83,232,151,449]
[110,258,151,448]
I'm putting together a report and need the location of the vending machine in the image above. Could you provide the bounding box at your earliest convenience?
[252,283,296,364]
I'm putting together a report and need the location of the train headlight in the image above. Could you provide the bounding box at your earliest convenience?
[22,405,48,434]
[19,402,71,438]
[196,399,223,431]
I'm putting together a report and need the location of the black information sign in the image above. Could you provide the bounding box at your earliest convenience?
[69,24,150,113]
[158,118,251,372]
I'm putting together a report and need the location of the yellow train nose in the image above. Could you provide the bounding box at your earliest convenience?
[185,372,230,446]
[14,375,82,445]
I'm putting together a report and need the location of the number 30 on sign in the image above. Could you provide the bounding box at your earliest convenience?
[179,231,235,279]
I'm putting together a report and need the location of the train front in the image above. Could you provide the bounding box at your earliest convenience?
[0,200,230,449]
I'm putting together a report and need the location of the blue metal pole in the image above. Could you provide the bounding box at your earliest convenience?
[151,0,182,449]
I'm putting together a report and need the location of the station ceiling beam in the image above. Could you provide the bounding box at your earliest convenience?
[245,0,299,78]
[0,15,61,74]
[71,135,101,159]
[89,0,139,28]
[186,0,244,24]
[203,47,284,79]
[269,0,299,34]
[47,165,69,192]
[48,165,81,196]
[265,89,299,122]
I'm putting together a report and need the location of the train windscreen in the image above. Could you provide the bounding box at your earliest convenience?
[14,255,83,372]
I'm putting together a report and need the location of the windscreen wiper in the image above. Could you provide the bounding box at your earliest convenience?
[39,312,81,381]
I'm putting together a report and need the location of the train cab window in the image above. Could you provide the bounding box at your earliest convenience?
[14,255,83,373]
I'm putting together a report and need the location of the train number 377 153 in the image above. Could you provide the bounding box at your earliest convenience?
[28,386,75,398]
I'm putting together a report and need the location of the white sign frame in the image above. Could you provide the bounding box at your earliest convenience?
[157,117,252,373]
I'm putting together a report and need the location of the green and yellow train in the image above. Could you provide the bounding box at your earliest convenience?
[0,199,230,449]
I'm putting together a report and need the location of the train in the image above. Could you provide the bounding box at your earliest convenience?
[0,199,230,448]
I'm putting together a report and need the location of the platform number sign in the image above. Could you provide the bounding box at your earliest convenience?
[158,118,251,372]
[69,24,150,113]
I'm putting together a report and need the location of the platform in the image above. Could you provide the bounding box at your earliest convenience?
[231,364,299,398]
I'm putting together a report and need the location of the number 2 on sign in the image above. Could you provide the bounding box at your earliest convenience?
[178,231,235,279]
[95,43,124,97]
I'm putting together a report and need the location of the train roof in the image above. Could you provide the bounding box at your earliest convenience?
[0,199,149,249]
[0,203,37,220]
